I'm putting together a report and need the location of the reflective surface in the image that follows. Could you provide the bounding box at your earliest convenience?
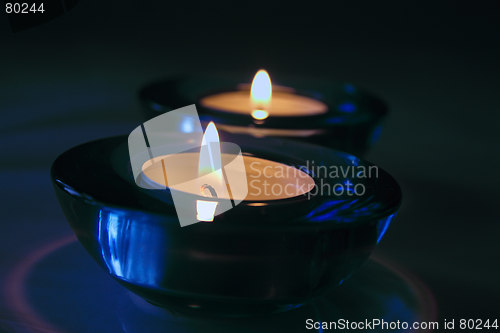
[51,135,401,315]
[5,236,436,332]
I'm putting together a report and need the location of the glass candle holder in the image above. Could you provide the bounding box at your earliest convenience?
[51,133,401,316]
[139,74,388,156]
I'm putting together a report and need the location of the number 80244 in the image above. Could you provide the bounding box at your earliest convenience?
[5,3,45,14]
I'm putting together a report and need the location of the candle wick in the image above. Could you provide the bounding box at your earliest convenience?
[255,104,266,111]
[200,184,218,198]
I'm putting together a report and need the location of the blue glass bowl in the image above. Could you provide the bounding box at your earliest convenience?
[51,133,401,316]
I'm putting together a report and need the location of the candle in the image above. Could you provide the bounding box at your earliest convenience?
[200,70,328,120]
[139,71,389,155]
[140,121,315,222]
[51,104,401,315]
[142,154,315,201]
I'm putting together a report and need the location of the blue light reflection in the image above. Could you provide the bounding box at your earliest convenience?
[179,116,195,133]
[337,102,356,113]
[344,84,356,94]
[97,209,169,285]
[370,125,383,145]
[377,213,396,244]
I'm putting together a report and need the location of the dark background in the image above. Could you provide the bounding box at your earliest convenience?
[1,0,499,330]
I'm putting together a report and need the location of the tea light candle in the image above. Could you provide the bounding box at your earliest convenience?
[142,154,315,202]
[139,122,315,223]
[200,70,328,120]
[139,71,389,155]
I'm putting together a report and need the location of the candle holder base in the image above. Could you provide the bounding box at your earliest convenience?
[7,236,436,332]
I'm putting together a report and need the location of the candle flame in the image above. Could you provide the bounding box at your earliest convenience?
[250,69,271,120]
[197,121,223,222]
[199,122,222,176]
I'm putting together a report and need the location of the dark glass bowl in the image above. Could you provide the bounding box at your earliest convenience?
[139,75,388,156]
[51,133,401,316]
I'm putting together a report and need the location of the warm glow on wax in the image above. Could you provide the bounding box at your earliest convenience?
[200,69,328,119]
